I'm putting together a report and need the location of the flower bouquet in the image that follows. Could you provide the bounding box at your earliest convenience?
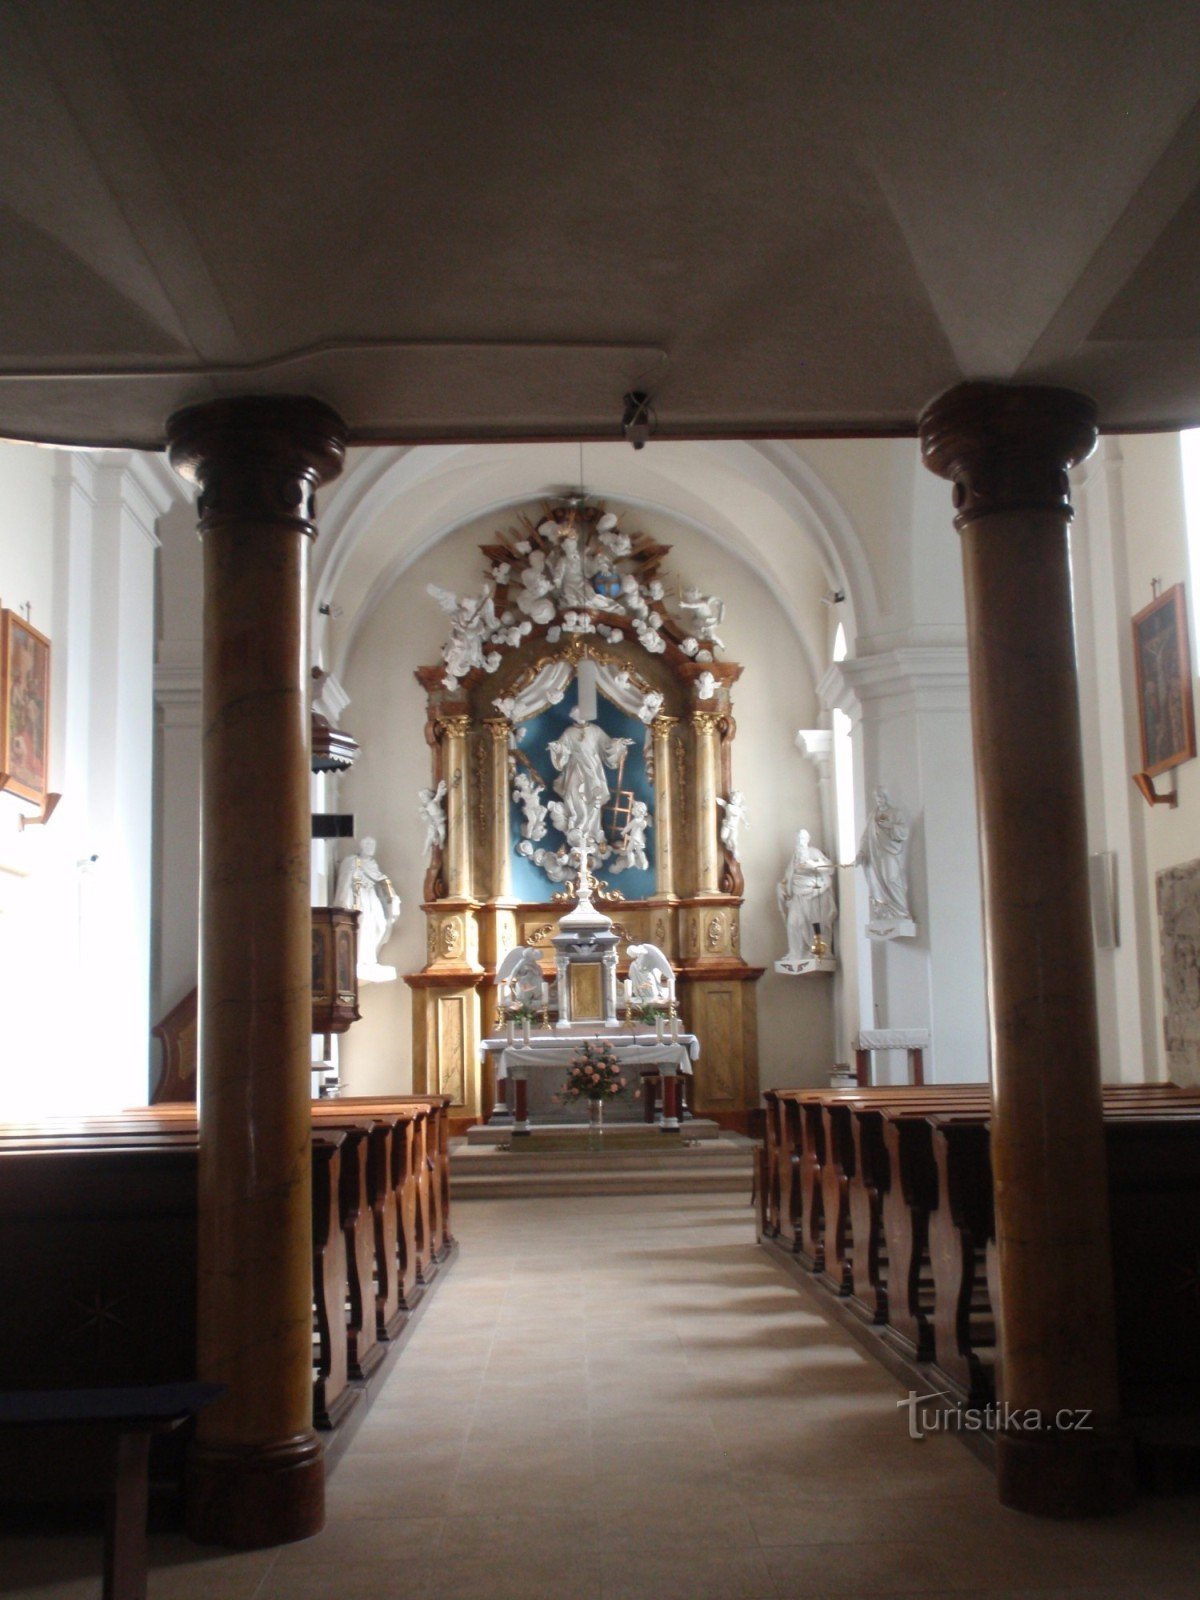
[562,1040,627,1132]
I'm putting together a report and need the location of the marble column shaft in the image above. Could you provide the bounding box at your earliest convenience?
[440,716,472,900]
[167,395,346,1548]
[691,711,722,895]
[650,714,677,894]
[483,716,512,899]
[920,381,1130,1516]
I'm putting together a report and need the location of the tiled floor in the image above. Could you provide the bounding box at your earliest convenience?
[3,1191,1200,1598]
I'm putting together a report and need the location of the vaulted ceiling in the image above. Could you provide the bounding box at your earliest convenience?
[4,2,1200,448]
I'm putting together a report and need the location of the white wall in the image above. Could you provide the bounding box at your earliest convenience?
[1078,432,1200,1083]
[0,442,171,1115]
[334,498,836,1096]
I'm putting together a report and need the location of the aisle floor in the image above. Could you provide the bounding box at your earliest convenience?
[3,1191,1198,1598]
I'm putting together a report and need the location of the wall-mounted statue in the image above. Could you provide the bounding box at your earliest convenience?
[857,786,917,939]
[427,583,503,688]
[334,836,402,982]
[776,828,837,973]
[717,790,748,861]
[677,585,726,651]
[417,781,447,862]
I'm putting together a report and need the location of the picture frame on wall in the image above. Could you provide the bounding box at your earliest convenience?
[1132,582,1197,777]
[0,609,51,805]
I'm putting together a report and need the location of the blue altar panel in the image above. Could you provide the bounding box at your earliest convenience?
[509,678,657,902]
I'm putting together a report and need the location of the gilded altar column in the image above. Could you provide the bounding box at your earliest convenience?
[483,716,513,900]
[650,714,678,895]
[167,396,347,1548]
[691,710,722,896]
[440,714,473,900]
[920,382,1131,1517]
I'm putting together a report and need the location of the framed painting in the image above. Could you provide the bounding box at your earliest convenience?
[0,610,51,805]
[1132,583,1197,777]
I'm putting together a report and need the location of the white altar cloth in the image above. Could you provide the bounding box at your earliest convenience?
[478,1028,699,1132]
[480,1033,697,1080]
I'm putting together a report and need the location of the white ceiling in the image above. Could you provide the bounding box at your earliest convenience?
[4,1,1200,447]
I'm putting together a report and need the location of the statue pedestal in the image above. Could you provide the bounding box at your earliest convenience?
[866,917,917,941]
[774,955,836,976]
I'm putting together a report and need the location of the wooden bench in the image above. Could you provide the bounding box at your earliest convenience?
[758,1081,1200,1461]
[0,1383,222,1600]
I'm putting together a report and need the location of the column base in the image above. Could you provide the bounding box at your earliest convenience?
[995,1425,1135,1518]
[186,1431,325,1549]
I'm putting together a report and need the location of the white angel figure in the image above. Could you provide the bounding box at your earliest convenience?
[625,943,674,1007]
[427,582,502,681]
[417,780,448,861]
[513,550,556,626]
[695,670,717,701]
[596,512,632,562]
[637,690,665,725]
[716,790,748,860]
[616,799,652,872]
[619,573,649,618]
[678,585,725,648]
[512,769,549,842]
[497,946,545,1014]
[516,839,576,883]
[635,617,667,655]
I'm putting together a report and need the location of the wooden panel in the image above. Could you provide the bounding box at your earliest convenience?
[696,986,737,1107]
[437,993,467,1108]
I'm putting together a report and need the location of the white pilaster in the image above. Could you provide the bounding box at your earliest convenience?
[1072,443,1163,1081]
[794,728,834,856]
[84,452,173,1106]
[821,647,988,1083]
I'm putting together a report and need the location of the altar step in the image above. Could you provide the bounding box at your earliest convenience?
[449,1127,756,1199]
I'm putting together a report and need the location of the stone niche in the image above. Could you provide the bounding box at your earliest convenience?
[404,500,764,1128]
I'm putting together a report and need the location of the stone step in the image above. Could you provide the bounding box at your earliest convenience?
[450,1131,755,1199]
[452,1166,753,1199]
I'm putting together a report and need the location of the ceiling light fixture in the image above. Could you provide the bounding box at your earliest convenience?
[621,391,655,450]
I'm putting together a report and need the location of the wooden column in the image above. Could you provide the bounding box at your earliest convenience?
[440,714,472,900]
[167,396,347,1548]
[650,714,678,894]
[483,715,512,899]
[691,711,722,895]
[920,382,1132,1516]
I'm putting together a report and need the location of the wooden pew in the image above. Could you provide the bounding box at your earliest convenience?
[0,1116,361,1438]
[760,1083,1200,1446]
[310,1130,356,1430]
[759,1090,783,1238]
[927,1113,995,1405]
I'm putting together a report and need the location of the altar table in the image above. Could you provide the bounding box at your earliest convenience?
[479,1026,699,1133]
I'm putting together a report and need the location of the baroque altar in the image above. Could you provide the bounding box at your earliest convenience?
[404,499,763,1129]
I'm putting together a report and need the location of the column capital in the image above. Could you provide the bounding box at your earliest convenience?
[650,714,678,737]
[166,395,347,538]
[481,715,511,740]
[918,382,1097,528]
